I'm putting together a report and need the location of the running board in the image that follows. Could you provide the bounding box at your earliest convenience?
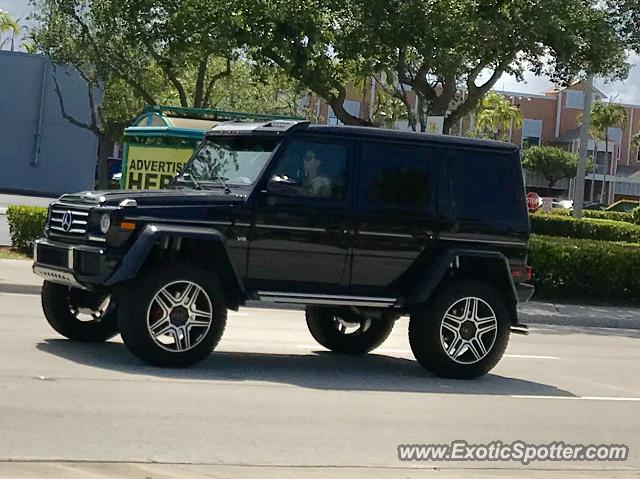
[257,291,397,308]
[510,325,529,335]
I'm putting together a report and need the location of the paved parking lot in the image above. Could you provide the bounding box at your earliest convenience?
[0,292,639,477]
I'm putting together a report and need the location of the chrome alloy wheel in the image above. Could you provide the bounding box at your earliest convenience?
[146,281,213,353]
[439,297,498,364]
[69,295,112,323]
[334,315,372,336]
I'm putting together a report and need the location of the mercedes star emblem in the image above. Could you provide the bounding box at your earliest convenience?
[61,211,73,232]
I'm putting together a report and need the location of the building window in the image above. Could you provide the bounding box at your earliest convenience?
[565,91,585,109]
[521,119,543,149]
[327,100,361,125]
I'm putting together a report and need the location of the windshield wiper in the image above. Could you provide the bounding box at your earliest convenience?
[214,176,232,194]
[179,174,202,190]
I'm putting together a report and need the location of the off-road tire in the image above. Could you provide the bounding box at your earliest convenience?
[41,281,118,342]
[409,280,510,379]
[117,262,227,367]
[306,306,395,354]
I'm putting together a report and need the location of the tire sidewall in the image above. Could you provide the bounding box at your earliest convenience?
[117,263,227,367]
[41,281,118,342]
[306,306,394,354]
[409,280,511,379]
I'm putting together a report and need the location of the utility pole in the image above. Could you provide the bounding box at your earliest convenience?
[573,73,594,220]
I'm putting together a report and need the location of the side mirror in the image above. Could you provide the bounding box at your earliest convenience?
[266,175,300,195]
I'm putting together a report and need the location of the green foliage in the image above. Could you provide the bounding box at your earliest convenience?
[521,146,589,190]
[0,9,20,51]
[633,207,640,225]
[529,235,640,304]
[473,92,522,141]
[540,208,635,223]
[530,213,640,242]
[6,206,48,254]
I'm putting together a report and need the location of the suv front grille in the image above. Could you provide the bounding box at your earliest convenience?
[49,207,89,235]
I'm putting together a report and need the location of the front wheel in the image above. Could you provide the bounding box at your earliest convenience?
[41,281,118,342]
[409,280,510,379]
[117,263,227,367]
[306,306,395,354]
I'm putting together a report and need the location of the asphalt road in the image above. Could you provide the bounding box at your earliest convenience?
[0,194,55,246]
[0,292,639,478]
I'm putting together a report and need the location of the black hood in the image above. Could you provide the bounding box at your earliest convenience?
[57,188,249,208]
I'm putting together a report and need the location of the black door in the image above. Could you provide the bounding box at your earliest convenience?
[351,140,439,297]
[247,136,354,295]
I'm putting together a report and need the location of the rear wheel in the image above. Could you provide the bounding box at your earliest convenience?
[306,306,395,354]
[117,262,227,367]
[409,280,510,379]
[41,281,118,342]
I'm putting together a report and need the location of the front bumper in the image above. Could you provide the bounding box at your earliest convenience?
[33,238,120,290]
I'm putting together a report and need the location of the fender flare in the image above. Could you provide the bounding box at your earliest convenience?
[401,248,518,309]
[105,224,246,301]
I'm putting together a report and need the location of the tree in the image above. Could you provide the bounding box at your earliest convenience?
[589,101,627,202]
[251,0,630,130]
[352,0,631,133]
[521,146,591,196]
[473,92,522,142]
[240,0,373,126]
[0,9,19,51]
[30,0,303,188]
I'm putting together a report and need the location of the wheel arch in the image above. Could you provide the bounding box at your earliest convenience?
[105,224,246,310]
[401,249,519,324]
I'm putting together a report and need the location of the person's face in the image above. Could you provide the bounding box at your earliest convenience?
[303,151,320,176]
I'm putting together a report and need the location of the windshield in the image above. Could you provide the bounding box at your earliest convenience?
[179,137,279,187]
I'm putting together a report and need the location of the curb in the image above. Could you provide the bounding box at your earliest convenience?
[519,313,640,330]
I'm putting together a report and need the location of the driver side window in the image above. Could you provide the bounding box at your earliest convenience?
[270,140,348,200]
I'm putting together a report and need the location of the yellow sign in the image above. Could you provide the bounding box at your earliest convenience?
[124,145,194,190]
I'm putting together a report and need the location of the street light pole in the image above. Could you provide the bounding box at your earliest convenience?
[573,73,594,220]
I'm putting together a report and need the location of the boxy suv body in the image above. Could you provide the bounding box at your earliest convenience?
[33,121,533,378]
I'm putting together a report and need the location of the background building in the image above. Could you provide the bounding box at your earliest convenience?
[0,51,99,196]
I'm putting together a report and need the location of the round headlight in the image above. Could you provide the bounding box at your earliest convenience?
[99,214,111,234]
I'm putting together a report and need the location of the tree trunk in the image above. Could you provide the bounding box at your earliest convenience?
[600,134,609,203]
[96,134,114,190]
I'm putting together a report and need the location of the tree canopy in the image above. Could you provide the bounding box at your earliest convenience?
[241,0,631,131]
[522,146,592,192]
[473,92,522,142]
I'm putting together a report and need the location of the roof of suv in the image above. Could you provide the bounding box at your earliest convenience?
[307,125,519,151]
[206,120,519,151]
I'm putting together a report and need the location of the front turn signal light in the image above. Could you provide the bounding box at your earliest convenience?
[120,221,136,231]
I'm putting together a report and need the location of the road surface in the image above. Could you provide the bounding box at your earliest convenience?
[0,292,638,478]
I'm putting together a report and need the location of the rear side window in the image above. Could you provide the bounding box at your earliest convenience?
[358,141,432,211]
[446,149,521,222]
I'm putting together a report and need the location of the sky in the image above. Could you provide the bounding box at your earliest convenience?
[3,0,640,106]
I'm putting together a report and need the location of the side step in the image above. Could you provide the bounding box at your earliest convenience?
[510,325,529,335]
[257,291,397,308]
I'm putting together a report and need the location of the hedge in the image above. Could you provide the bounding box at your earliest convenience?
[538,208,635,223]
[6,205,48,254]
[529,235,640,304]
[529,213,640,242]
[634,207,640,225]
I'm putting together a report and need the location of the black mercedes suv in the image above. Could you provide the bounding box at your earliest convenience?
[33,120,533,378]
